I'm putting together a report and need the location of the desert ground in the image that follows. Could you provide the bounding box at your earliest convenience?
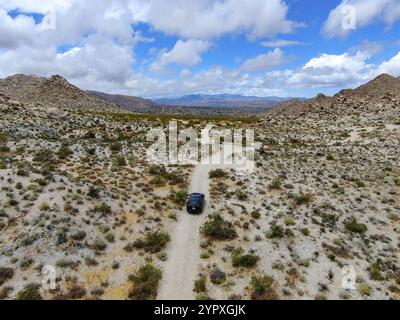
[0,74,399,300]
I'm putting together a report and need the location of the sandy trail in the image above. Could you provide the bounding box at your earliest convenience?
[157,162,211,300]
[157,144,253,300]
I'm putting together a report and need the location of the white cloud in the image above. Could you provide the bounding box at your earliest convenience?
[286,51,375,88]
[323,0,400,38]
[378,52,400,76]
[241,48,287,73]
[151,39,210,71]
[261,39,306,48]
[0,8,36,49]
[129,0,297,40]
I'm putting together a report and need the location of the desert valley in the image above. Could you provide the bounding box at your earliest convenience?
[0,73,399,300]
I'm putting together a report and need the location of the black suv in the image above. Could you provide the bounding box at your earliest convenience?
[186,193,205,214]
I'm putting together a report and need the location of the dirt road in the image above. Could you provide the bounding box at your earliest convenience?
[157,144,253,300]
[157,162,211,300]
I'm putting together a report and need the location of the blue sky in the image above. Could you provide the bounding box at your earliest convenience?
[1,0,400,98]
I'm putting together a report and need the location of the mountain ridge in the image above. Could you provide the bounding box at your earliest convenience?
[0,74,121,113]
[266,73,400,119]
[154,94,302,108]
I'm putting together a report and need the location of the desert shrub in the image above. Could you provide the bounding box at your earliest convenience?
[115,156,127,166]
[85,257,98,267]
[210,268,226,285]
[266,224,285,239]
[170,189,188,207]
[143,231,170,253]
[110,142,122,152]
[165,172,184,185]
[71,231,86,241]
[201,214,237,241]
[231,248,259,268]
[284,216,295,226]
[250,274,278,300]
[87,186,100,199]
[67,286,87,300]
[17,283,42,300]
[156,252,168,261]
[235,189,248,201]
[89,238,107,251]
[357,283,372,296]
[292,192,314,206]
[20,233,41,247]
[129,264,162,300]
[0,267,14,285]
[56,228,68,244]
[150,176,166,187]
[149,166,184,185]
[251,210,261,219]
[0,287,12,300]
[0,158,6,169]
[55,258,79,270]
[196,292,209,300]
[268,177,283,190]
[326,154,335,161]
[0,145,10,152]
[149,165,167,175]
[193,276,207,293]
[345,217,367,234]
[33,149,54,162]
[0,132,7,143]
[209,169,228,179]
[57,144,73,159]
[93,203,112,215]
[369,260,384,281]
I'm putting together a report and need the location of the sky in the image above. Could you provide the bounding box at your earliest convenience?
[0,0,400,99]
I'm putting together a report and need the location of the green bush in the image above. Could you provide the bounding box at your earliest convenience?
[0,267,14,285]
[345,217,367,234]
[369,260,384,281]
[231,248,259,268]
[235,189,248,201]
[193,276,207,293]
[0,132,7,143]
[33,149,54,162]
[110,142,122,152]
[250,274,277,300]
[115,156,127,166]
[93,203,112,215]
[209,169,228,179]
[268,177,283,190]
[170,189,188,207]
[201,214,237,241]
[57,144,73,159]
[292,192,314,206]
[143,231,170,253]
[17,283,42,300]
[87,186,100,199]
[129,264,162,300]
[266,224,285,239]
[251,210,261,219]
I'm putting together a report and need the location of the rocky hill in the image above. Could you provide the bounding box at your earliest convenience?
[0,74,121,113]
[266,74,400,120]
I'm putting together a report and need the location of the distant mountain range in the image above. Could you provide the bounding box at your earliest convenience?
[154,94,302,108]
[88,91,156,112]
